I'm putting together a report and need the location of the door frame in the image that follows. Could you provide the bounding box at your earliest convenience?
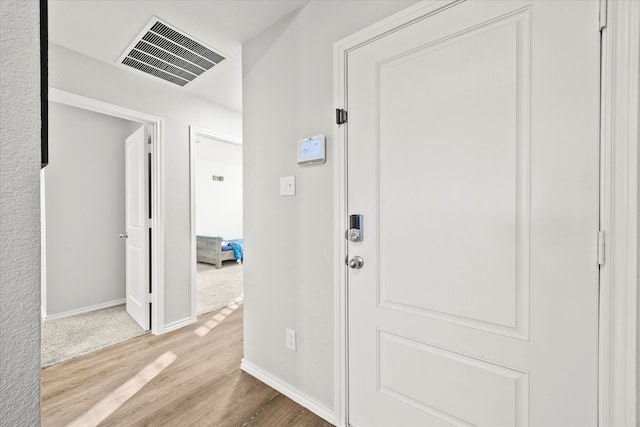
[332,1,639,426]
[188,125,242,322]
[48,87,166,335]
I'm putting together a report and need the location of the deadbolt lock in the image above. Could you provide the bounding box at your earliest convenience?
[346,214,363,242]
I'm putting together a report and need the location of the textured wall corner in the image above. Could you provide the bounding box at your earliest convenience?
[0,0,42,425]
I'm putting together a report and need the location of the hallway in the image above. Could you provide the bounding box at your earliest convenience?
[42,304,332,426]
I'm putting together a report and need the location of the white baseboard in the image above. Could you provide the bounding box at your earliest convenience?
[163,316,196,333]
[43,298,125,321]
[240,359,335,425]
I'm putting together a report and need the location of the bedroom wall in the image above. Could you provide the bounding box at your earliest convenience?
[241,0,417,416]
[43,102,135,318]
[48,42,242,327]
[0,0,41,423]
[195,135,243,239]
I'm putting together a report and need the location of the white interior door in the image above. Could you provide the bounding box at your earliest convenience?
[346,1,600,426]
[125,126,150,331]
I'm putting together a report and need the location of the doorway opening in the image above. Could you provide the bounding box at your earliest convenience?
[189,126,244,320]
[41,89,165,367]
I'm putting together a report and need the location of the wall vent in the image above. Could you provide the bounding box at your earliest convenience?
[118,17,227,87]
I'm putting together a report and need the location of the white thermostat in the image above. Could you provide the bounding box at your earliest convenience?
[298,134,326,165]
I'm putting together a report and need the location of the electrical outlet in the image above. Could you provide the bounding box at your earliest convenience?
[286,328,297,351]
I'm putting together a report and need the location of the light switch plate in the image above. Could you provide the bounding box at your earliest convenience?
[280,176,296,196]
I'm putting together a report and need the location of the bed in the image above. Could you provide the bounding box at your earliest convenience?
[196,236,243,269]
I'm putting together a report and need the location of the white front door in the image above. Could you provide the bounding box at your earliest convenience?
[125,126,150,331]
[346,1,600,426]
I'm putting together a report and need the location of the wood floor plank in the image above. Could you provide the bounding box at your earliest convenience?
[242,394,332,427]
[41,305,333,427]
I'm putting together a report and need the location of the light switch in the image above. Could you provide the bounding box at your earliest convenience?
[280,176,296,196]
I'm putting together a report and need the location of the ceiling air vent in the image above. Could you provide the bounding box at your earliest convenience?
[118,17,227,87]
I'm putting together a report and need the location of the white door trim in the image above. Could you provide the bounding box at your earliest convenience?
[188,125,241,322]
[599,1,640,426]
[332,1,639,426]
[48,87,166,335]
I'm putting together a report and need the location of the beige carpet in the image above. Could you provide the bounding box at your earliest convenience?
[41,305,146,368]
[197,261,244,315]
[41,263,242,367]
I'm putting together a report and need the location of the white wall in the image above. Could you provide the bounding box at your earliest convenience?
[0,0,41,423]
[242,0,417,414]
[43,102,135,317]
[49,43,242,325]
[196,135,243,239]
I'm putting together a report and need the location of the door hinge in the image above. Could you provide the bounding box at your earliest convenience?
[147,218,153,229]
[336,108,348,125]
[597,230,605,265]
[599,0,607,31]
[146,293,152,303]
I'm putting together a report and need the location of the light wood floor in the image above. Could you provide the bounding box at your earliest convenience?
[42,304,334,427]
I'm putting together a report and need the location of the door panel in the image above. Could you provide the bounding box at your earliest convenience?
[346,1,600,426]
[379,331,528,427]
[377,11,528,335]
[125,126,150,331]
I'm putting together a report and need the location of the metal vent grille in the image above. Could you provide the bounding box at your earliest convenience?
[119,18,226,87]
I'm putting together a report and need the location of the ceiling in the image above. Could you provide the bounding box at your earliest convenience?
[48,0,309,112]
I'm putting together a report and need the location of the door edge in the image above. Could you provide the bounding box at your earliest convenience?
[332,2,465,426]
[598,1,640,425]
